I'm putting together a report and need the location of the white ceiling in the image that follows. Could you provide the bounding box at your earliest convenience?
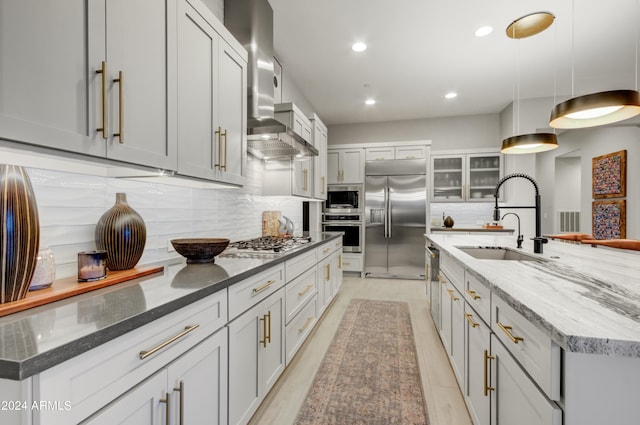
[269,0,639,125]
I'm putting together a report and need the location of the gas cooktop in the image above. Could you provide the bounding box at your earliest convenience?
[226,236,311,254]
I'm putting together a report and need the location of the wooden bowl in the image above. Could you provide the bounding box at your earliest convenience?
[170,238,230,263]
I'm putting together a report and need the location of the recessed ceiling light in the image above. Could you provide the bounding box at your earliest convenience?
[365,99,376,105]
[475,26,493,37]
[445,92,458,99]
[352,42,367,52]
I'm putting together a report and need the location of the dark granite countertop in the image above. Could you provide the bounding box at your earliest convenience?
[0,232,342,380]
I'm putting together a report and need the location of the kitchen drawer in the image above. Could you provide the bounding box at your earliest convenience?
[285,267,317,324]
[441,251,464,291]
[317,239,340,260]
[285,294,319,364]
[341,252,363,272]
[228,264,285,320]
[36,290,227,424]
[491,294,561,401]
[285,249,317,282]
[464,272,491,324]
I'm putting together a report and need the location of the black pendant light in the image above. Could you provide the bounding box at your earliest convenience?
[549,1,640,129]
[501,12,559,155]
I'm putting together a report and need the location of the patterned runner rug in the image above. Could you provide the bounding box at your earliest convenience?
[294,298,429,425]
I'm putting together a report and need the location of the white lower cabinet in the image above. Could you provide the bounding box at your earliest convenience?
[228,288,285,425]
[464,304,491,425]
[490,334,562,425]
[82,329,228,425]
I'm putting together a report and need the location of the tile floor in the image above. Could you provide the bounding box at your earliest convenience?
[248,275,473,425]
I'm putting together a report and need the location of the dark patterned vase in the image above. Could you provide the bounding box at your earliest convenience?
[95,193,146,271]
[1,165,40,304]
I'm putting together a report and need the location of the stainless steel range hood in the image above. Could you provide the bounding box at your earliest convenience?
[224,0,318,159]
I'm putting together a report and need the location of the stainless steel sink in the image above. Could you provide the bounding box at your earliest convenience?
[455,246,545,262]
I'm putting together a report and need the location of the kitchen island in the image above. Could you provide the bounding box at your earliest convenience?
[426,233,640,425]
[0,232,343,425]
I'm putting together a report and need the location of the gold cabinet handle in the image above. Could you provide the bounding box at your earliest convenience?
[214,126,222,169]
[260,312,269,347]
[325,263,331,281]
[447,289,459,301]
[139,324,199,360]
[484,349,495,396]
[303,168,308,191]
[221,128,228,170]
[497,322,524,344]
[298,283,313,297]
[173,380,184,425]
[112,70,124,142]
[253,279,276,294]
[466,289,481,300]
[465,313,479,328]
[338,254,342,269]
[343,261,351,266]
[321,176,325,194]
[438,274,446,284]
[299,316,314,333]
[160,392,171,425]
[96,61,108,139]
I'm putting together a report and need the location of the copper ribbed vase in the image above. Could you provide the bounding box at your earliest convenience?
[1,165,40,304]
[95,193,146,271]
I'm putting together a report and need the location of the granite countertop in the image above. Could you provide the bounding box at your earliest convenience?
[0,232,342,380]
[426,233,640,358]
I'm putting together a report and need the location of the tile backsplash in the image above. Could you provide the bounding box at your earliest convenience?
[23,156,303,279]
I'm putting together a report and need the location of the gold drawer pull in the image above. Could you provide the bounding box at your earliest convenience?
[221,128,228,170]
[299,316,314,333]
[321,176,325,194]
[253,279,276,294]
[96,61,108,139]
[447,289,459,301]
[214,126,222,169]
[160,392,171,424]
[298,283,313,297]
[139,324,199,360]
[465,313,479,328]
[466,289,481,300]
[497,322,524,344]
[438,274,446,284]
[484,349,495,396]
[112,70,124,142]
[173,380,184,425]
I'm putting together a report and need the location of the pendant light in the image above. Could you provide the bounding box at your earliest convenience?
[549,0,640,128]
[501,12,559,154]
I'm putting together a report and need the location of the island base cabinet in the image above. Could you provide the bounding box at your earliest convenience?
[81,329,228,425]
[228,288,285,425]
[490,334,562,425]
[464,305,491,425]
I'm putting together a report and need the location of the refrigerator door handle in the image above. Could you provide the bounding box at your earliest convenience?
[385,187,392,238]
[383,187,388,238]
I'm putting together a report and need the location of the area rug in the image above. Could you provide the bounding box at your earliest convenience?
[294,298,429,425]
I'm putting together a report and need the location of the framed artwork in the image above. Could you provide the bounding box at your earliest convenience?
[592,150,626,198]
[592,200,626,240]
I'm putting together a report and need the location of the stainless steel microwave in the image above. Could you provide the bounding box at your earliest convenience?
[324,185,362,214]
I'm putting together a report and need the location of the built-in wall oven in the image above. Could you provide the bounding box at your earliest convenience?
[324,185,362,214]
[322,213,363,253]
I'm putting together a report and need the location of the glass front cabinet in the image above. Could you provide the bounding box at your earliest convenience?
[431,152,502,202]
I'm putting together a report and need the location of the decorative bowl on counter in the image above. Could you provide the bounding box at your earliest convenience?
[171,238,230,264]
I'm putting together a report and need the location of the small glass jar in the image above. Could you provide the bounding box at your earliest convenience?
[77,250,107,282]
[29,247,56,291]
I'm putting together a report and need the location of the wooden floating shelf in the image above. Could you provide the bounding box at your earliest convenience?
[0,265,164,318]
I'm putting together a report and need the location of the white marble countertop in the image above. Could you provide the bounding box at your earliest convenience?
[426,234,640,358]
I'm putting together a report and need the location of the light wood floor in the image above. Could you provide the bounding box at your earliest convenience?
[248,275,473,425]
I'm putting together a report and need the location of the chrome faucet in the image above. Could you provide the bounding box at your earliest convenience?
[501,213,523,249]
[493,173,548,254]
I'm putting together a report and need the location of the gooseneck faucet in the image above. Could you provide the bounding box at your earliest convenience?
[493,173,548,254]
[501,213,523,249]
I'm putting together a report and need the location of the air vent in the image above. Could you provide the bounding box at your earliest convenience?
[558,211,580,233]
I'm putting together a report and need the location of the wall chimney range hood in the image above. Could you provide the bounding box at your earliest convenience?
[224,0,318,159]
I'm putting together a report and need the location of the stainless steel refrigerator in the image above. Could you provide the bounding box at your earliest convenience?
[364,159,427,279]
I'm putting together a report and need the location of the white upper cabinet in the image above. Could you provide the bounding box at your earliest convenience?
[365,145,426,161]
[310,114,328,200]
[0,0,178,170]
[327,148,364,184]
[176,0,247,185]
[431,151,502,202]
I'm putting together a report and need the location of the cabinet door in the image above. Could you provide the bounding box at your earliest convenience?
[228,303,261,425]
[467,154,501,201]
[317,256,332,314]
[365,147,395,161]
[261,290,285,394]
[341,149,363,184]
[312,124,328,199]
[432,155,464,201]
[94,0,177,169]
[395,145,426,159]
[0,0,104,157]
[490,334,562,425]
[449,283,465,386]
[81,371,166,425]
[331,250,343,293]
[327,150,340,184]
[217,39,247,185]
[176,1,219,180]
[439,279,452,354]
[292,158,313,197]
[167,329,228,425]
[465,305,491,425]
